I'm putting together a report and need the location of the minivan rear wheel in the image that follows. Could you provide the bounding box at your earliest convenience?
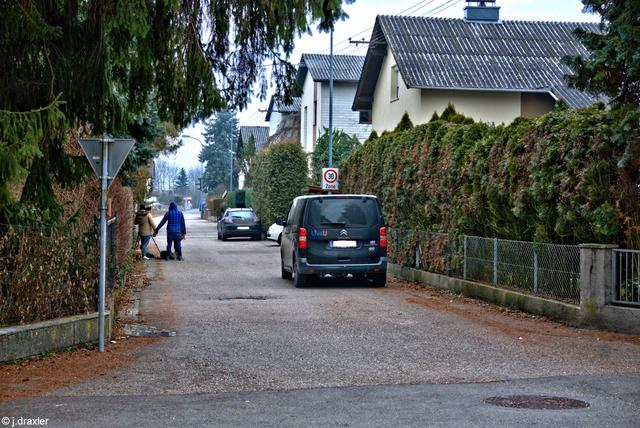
[370,272,387,287]
[292,258,308,288]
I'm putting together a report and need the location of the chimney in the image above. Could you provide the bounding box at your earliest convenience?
[464,0,500,23]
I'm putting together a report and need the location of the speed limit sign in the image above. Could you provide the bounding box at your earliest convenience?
[322,167,339,190]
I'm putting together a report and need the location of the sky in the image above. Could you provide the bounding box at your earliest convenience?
[166,0,599,169]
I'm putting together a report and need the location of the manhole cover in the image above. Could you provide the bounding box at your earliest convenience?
[484,395,589,410]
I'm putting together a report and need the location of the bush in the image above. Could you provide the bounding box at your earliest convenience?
[252,141,308,228]
[206,195,225,218]
[226,189,253,209]
[310,129,361,185]
[0,223,99,325]
[342,105,640,247]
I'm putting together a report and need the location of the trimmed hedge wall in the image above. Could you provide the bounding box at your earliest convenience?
[252,141,308,228]
[342,106,640,247]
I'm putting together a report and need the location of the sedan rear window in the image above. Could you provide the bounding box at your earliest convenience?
[229,211,254,219]
[307,198,379,227]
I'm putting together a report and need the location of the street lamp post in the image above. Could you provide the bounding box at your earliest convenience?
[181,134,206,199]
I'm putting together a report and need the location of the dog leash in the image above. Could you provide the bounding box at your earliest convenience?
[151,236,162,253]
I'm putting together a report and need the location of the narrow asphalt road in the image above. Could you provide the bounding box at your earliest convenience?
[2,212,639,427]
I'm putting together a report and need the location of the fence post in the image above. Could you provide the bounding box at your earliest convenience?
[611,250,617,303]
[579,244,617,324]
[493,237,498,285]
[415,243,420,269]
[533,250,538,294]
[463,235,467,280]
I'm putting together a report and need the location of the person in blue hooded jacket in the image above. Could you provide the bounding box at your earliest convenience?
[154,201,186,261]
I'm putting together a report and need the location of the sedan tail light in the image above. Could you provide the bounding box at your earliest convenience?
[298,227,307,250]
[380,227,387,249]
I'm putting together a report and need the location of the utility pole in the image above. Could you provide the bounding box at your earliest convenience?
[328,28,334,195]
[229,145,234,192]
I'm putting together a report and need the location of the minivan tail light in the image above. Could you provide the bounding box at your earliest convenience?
[224,217,233,224]
[298,227,308,250]
[380,227,387,249]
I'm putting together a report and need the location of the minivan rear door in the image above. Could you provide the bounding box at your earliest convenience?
[304,196,383,265]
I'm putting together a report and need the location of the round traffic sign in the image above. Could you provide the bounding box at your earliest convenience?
[323,168,338,183]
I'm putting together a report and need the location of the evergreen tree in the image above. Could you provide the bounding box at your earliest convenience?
[174,168,189,195]
[563,0,640,167]
[200,110,239,191]
[564,0,640,106]
[1,0,351,224]
[238,135,257,187]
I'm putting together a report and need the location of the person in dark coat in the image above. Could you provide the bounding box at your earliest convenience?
[154,201,186,261]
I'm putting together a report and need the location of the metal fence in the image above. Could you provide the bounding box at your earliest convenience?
[388,229,581,304]
[464,236,581,304]
[612,249,640,307]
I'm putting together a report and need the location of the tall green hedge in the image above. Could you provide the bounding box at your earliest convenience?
[342,105,640,247]
[252,141,308,227]
[310,129,361,185]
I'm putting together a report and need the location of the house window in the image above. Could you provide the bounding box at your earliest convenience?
[390,66,399,101]
[359,110,372,124]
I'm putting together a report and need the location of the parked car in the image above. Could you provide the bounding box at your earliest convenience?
[279,194,387,287]
[217,208,262,241]
[266,222,284,245]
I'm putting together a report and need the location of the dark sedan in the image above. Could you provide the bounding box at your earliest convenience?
[217,208,262,241]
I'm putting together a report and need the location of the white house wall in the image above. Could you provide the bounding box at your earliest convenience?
[371,49,534,133]
[300,74,317,153]
[420,89,522,125]
[268,111,282,136]
[372,52,423,134]
[319,82,372,142]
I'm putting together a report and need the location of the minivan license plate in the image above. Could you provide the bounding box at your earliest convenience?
[237,226,250,230]
[331,240,357,248]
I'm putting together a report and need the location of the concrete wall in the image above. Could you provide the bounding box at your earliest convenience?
[389,264,582,327]
[0,312,112,362]
[320,82,372,142]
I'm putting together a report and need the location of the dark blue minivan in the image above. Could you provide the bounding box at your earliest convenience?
[278,195,387,287]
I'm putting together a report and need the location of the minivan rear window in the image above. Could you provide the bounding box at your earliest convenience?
[306,198,379,227]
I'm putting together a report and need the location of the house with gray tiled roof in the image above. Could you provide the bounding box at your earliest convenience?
[353,1,602,134]
[264,95,301,136]
[297,53,372,153]
[238,126,270,153]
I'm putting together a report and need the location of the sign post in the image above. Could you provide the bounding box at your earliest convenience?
[79,135,135,352]
[322,167,339,191]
